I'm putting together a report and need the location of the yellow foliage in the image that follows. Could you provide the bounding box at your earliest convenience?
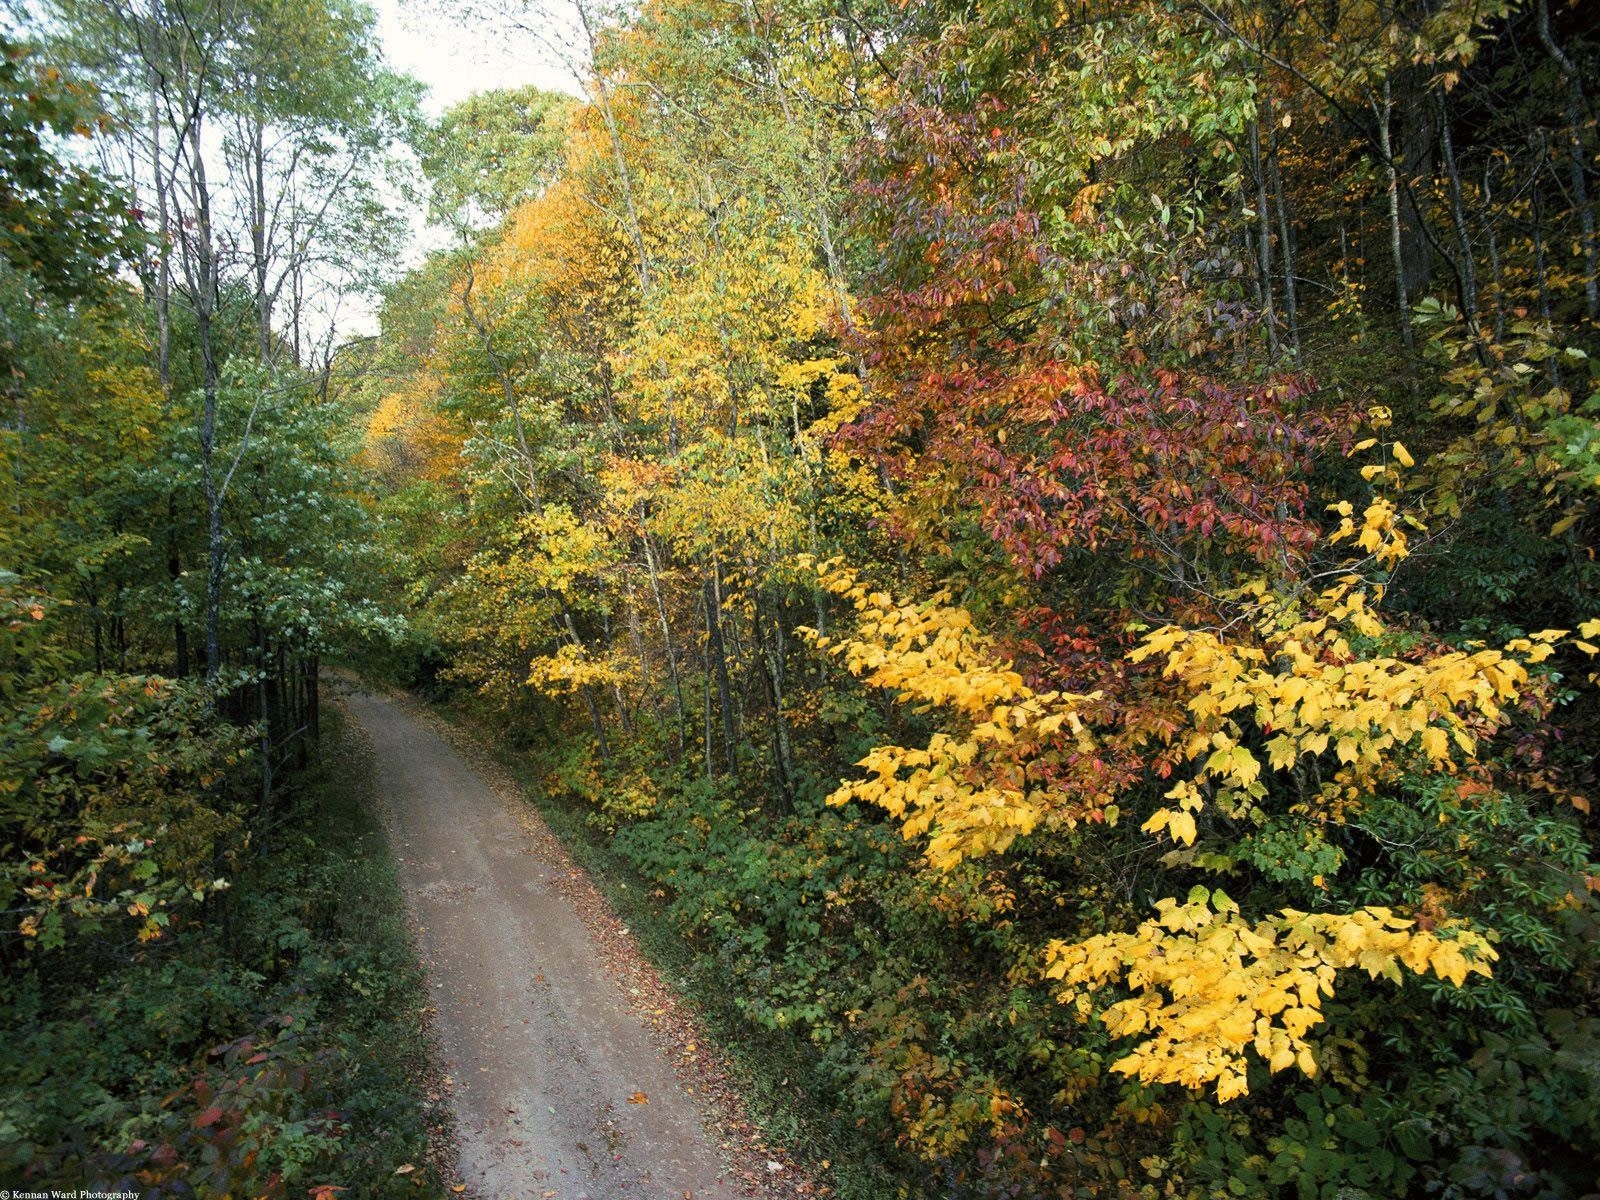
[527,642,634,695]
[646,434,809,564]
[611,213,842,436]
[802,560,1101,869]
[1044,893,1496,1101]
[362,370,465,484]
[810,463,1596,871]
[808,474,1593,1104]
[429,504,623,711]
[1127,572,1549,840]
[477,163,637,333]
[1127,455,1596,842]
[513,506,617,598]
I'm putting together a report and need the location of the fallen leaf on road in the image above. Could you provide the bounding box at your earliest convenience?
[628,1091,649,1104]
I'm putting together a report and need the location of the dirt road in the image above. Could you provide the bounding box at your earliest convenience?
[343,688,741,1200]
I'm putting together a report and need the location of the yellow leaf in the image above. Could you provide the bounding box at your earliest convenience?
[1035,712,1067,735]
[1418,726,1449,762]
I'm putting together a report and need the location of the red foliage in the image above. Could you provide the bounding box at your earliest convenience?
[843,81,1340,588]
[845,359,1332,579]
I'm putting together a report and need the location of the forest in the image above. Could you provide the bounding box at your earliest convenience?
[2,0,1598,1195]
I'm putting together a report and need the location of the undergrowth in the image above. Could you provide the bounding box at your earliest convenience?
[0,707,448,1196]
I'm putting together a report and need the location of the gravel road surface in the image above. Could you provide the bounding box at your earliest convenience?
[345,688,740,1200]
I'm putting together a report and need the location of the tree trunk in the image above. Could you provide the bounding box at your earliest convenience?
[187,113,225,682]
[310,655,321,742]
[147,42,172,402]
[641,526,686,759]
[148,26,188,675]
[1249,115,1281,360]
[1377,81,1413,349]
[250,111,273,362]
[257,620,272,824]
[1264,93,1300,360]
[1482,162,1505,341]
[704,569,736,775]
[755,600,794,807]
[1435,93,1479,326]
[1537,0,1598,320]
[572,0,651,295]
[1532,168,1555,323]
[562,608,610,763]
[461,265,543,512]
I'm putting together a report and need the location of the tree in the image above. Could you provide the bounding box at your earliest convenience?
[422,84,576,228]
[0,36,133,304]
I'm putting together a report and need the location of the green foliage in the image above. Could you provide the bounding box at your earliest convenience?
[0,712,444,1195]
[0,575,248,957]
[0,36,135,302]
[422,85,577,227]
[1,9,436,1193]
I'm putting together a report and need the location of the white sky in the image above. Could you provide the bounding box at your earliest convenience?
[371,0,583,115]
